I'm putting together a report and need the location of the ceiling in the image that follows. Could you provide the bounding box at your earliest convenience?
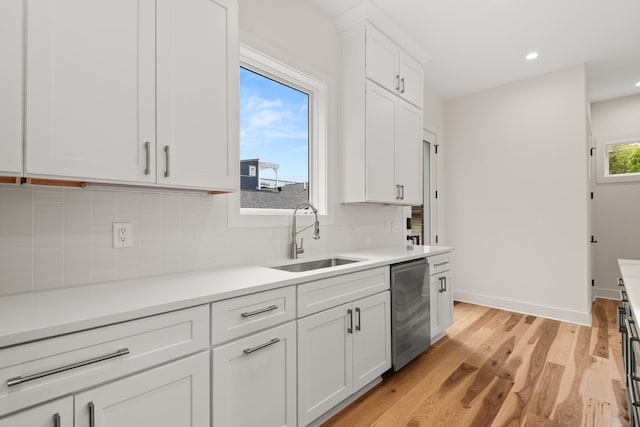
[307,0,640,102]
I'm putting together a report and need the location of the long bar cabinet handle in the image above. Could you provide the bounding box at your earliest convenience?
[241,305,278,318]
[144,141,151,175]
[243,338,280,355]
[164,145,170,178]
[619,278,625,286]
[400,77,405,93]
[7,348,130,388]
[433,261,448,267]
[348,309,353,334]
[53,413,61,427]
[355,307,361,331]
[396,75,400,91]
[88,402,95,427]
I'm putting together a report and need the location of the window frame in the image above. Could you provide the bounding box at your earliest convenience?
[596,134,640,184]
[228,43,328,228]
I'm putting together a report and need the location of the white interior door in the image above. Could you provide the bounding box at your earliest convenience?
[25,0,156,183]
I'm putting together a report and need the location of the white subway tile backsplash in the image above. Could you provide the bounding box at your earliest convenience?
[0,185,404,297]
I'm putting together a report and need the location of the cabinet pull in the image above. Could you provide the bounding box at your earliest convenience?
[144,141,150,175]
[241,305,278,318]
[395,74,400,91]
[88,402,95,427]
[443,276,447,292]
[7,348,130,388]
[243,338,280,355]
[348,309,353,334]
[395,184,400,200]
[400,77,405,93]
[433,261,448,267]
[53,413,61,427]
[400,185,405,200]
[355,307,361,331]
[622,290,629,303]
[164,145,170,178]
[619,278,625,286]
[619,307,625,334]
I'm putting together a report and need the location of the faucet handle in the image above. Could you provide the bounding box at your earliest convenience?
[297,238,305,255]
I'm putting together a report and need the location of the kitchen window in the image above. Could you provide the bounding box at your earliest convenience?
[596,135,640,183]
[228,43,328,227]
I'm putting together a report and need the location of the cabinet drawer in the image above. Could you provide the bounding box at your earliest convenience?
[211,286,296,346]
[297,267,389,317]
[0,305,209,417]
[428,253,451,275]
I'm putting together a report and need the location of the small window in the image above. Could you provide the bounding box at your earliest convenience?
[240,67,309,210]
[596,135,640,183]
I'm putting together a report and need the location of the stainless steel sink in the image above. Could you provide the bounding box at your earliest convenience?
[270,257,361,272]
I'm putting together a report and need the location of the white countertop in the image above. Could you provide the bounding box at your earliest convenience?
[0,244,452,348]
[619,259,640,320]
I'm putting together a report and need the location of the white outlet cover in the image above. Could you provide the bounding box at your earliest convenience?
[113,222,134,248]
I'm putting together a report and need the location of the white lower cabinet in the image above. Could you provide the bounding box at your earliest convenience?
[74,351,209,427]
[297,291,391,426]
[0,397,73,427]
[212,321,297,427]
[429,254,454,342]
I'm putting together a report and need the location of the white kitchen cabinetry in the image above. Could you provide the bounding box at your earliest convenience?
[211,286,297,427]
[212,321,296,427]
[366,24,423,109]
[0,0,23,177]
[24,0,238,192]
[340,22,423,205]
[429,253,453,343]
[0,397,72,427]
[297,269,391,426]
[75,351,209,427]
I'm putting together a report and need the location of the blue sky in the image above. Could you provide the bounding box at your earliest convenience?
[240,67,309,183]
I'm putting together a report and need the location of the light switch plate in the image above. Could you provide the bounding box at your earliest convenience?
[113,222,133,248]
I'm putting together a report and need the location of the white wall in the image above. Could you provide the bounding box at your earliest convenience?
[591,94,640,299]
[0,0,407,297]
[444,65,591,324]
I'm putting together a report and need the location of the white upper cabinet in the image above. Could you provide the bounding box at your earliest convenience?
[25,0,157,184]
[156,0,238,191]
[365,24,423,109]
[24,0,238,191]
[0,0,24,177]
[340,22,424,205]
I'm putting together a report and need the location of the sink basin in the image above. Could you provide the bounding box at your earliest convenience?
[270,257,361,272]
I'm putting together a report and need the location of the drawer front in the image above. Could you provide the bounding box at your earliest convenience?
[0,305,209,417]
[211,286,296,346]
[297,267,389,317]
[428,253,451,275]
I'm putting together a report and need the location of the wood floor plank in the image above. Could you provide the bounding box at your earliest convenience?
[324,299,628,427]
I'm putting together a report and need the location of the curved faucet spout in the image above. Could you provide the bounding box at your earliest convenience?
[291,202,320,259]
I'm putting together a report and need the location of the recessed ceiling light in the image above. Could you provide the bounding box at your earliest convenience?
[525,52,538,61]
[636,81,640,87]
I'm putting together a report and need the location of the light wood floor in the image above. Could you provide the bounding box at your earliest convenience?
[324,299,628,427]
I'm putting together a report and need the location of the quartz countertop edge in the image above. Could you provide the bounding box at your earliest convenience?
[0,245,452,348]
[619,258,640,322]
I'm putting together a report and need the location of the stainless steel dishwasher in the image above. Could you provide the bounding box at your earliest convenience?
[391,258,430,371]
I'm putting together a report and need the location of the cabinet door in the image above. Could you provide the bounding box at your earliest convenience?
[398,54,423,109]
[365,25,399,94]
[353,291,391,391]
[25,0,156,183]
[397,99,423,205]
[156,0,238,191]
[365,81,397,203]
[430,274,444,340]
[74,352,209,427]
[439,271,454,330]
[0,397,72,427]
[212,321,296,427]
[297,304,353,427]
[0,0,23,176]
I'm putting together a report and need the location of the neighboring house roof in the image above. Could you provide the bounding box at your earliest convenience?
[241,183,308,209]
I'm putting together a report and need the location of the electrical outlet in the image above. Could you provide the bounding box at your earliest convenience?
[112,222,133,248]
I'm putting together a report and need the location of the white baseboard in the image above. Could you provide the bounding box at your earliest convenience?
[453,290,592,326]
[593,287,621,301]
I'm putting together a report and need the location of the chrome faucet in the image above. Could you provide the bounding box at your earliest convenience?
[290,202,320,259]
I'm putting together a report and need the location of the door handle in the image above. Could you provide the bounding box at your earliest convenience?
[164,145,171,178]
